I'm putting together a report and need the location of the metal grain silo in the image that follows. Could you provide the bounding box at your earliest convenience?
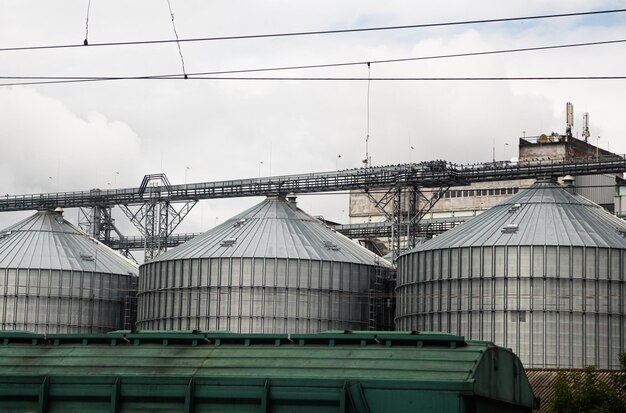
[0,209,138,333]
[137,196,391,333]
[396,180,626,369]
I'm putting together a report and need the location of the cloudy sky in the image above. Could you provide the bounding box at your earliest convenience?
[1,1,625,245]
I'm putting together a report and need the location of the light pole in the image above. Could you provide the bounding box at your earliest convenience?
[258,161,263,179]
[597,136,601,160]
[504,143,509,160]
[114,171,119,189]
[336,154,341,171]
[185,166,190,184]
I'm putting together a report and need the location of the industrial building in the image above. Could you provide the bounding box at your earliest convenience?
[0,209,138,333]
[0,330,538,413]
[0,137,624,411]
[396,179,626,369]
[350,104,624,255]
[136,195,391,333]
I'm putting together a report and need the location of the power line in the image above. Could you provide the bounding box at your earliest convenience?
[2,37,626,87]
[1,8,625,53]
[184,38,626,76]
[2,75,626,88]
[166,0,188,79]
[182,76,626,81]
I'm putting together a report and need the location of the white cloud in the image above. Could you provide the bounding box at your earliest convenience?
[0,86,142,194]
[1,1,625,237]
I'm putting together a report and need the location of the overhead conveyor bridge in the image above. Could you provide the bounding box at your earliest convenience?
[0,155,623,261]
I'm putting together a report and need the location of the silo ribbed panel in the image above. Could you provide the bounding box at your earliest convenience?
[396,181,626,369]
[137,197,390,333]
[0,211,138,333]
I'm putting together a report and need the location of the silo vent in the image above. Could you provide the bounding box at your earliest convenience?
[80,253,95,261]
[617,228,626,238]
[286,194,297,207]
[323,241,340,251]
[501,223,519,234]
[220,238,237,247]
[508,203,521,213]
[233,219,247,228]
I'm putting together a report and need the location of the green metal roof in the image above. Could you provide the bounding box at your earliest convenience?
[0,330,538,412]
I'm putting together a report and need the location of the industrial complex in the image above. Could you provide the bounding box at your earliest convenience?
[0,106,624,411]
[4,0,626,409]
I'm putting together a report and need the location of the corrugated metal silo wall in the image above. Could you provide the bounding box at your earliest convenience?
[137,257,380,333]
[395,246,625,369]
[0,268,135,333]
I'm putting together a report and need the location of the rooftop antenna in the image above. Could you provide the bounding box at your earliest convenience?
[363,62,371,168]
[565,102,574,138]
[582,112,590,143]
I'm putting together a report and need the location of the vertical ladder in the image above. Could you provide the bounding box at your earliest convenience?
[368,259,385,330]
[123,277,138,330]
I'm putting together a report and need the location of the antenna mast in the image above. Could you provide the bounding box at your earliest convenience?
[364,62,371,168]
[582,112,590,143]
[565,102,574,138]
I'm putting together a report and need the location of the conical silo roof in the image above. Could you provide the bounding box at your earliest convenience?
[0,210,138,275]
[152,196,391,267]
[409,180,626,252]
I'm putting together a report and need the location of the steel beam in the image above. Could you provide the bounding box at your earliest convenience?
[1,156,624,262]
[1,156,624,212]
[118,174,198,260]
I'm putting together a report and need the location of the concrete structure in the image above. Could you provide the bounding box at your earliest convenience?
[396,180,626,369]
[518,134,614,164]
[137,196,391,333]
[0,209,138,333]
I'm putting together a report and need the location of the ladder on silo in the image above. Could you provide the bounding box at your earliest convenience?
[123,294,137,330]
[123,278,138,330]
[368,260,385,330]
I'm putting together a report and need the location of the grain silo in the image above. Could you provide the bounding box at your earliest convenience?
[396,179,626,369]
[0,209,138,333]
[137,195,391,333]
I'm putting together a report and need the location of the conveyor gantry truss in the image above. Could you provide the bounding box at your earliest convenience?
[1,155,624,262]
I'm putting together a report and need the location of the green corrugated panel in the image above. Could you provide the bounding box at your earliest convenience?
[0,330,537,413]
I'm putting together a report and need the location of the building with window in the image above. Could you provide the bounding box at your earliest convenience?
[349,134,622,255]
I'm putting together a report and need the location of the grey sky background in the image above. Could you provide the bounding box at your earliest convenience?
[1,1,625,244]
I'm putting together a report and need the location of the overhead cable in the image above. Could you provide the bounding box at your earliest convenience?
[1,38,626,87]
[1,8,625,53]
[2,76,625,87]
[166,0,188,79]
